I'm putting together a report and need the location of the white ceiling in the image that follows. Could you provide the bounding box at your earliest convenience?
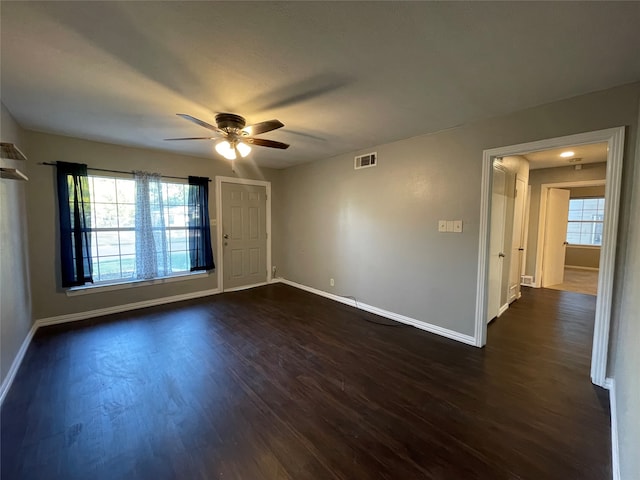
[1,2,639,169]
[525,143,609,170]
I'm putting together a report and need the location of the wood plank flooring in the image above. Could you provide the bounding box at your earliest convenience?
[1,284,611,479]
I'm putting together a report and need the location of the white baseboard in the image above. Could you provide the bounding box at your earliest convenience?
[223,281,269,293]
[277,278,476,346]
[497,303,509,317]
[565,265,599,271]
[36,288,221,328]
[606,377,620,480]
[0,323,37,405]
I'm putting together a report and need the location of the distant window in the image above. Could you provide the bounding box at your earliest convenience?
[566,197,605,246]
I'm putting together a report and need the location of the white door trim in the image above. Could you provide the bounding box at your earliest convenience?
[474,127,625,388]
[215,176,272,292]
[535,179,606,288]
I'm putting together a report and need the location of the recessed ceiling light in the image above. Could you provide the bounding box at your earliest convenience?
[560,151,575,158]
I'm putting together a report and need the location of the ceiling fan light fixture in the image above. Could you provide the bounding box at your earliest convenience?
[236,141,251,158]
[215,140,236,160]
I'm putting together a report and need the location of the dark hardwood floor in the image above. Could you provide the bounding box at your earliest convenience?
[1,284,611,479]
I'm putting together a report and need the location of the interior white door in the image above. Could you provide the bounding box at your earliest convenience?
[542,188,570,287]
[488,164,507,323]
[508,176,527,303]
[221,182,267,290]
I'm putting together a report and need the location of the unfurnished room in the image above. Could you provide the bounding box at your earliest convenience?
[1,2,639,479]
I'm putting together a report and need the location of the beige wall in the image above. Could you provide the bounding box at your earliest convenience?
[0,103,32,386]
[24,131,281,320]
[276,82,639,339]
[565,246,600,269]
[613,96,640,480]
[524,163,607,277]
[569,185,606,198]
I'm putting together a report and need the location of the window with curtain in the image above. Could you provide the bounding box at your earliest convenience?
[188,176,215,272]
[566,197,605,246]
[56,164,214,286]
[56,162,94,287]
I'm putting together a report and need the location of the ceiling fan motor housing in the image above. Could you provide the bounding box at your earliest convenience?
[215,113,246,131]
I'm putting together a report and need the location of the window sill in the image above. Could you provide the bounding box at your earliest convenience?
[566,245,601,249]
[66,271,212,296]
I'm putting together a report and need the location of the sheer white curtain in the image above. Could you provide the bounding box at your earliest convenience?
[134,171,170,279]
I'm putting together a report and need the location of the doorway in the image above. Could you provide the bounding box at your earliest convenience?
[537,179,606,296]
[475,127,625,387]
[215,176,272,292]
[486,155,529,323]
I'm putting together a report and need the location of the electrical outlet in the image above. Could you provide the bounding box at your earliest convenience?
[446,221,455,232]
[438,220,447,232]
[330,278,335,287]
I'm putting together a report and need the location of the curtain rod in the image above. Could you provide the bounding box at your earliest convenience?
[39,162,211,182]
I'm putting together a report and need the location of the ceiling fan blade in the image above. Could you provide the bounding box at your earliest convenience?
[164,137,215,141]
[244,137,290,150]
[243,119,284,136]
[176,114,224,134]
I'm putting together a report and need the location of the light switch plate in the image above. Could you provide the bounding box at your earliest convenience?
[454,220,463,232]
[446,221,455,232]
[438,220,447,232]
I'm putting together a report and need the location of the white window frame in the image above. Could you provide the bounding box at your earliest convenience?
[66,174,206,294]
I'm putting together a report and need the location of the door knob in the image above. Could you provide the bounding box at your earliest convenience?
[223,234,229,239]
[498,252,505,258]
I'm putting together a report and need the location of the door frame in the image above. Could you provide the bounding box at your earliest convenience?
[215,176,272,292]
[474,127,625,387]
[536,179,606,288]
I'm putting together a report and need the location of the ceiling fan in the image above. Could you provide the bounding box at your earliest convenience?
[165,113,289,160]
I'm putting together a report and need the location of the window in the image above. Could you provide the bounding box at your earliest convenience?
[56,162,214,288]
[89,175,191,283]
[566,197,605,246]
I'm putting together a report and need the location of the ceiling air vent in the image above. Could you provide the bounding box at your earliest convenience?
[354,152,377,170]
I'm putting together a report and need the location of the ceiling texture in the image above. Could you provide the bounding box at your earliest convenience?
[1,1,639,169]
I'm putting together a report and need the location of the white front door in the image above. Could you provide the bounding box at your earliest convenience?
[508,176,527,303]
[221,182,267,290]
[542,188,570,287]
[488,164,507,323]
